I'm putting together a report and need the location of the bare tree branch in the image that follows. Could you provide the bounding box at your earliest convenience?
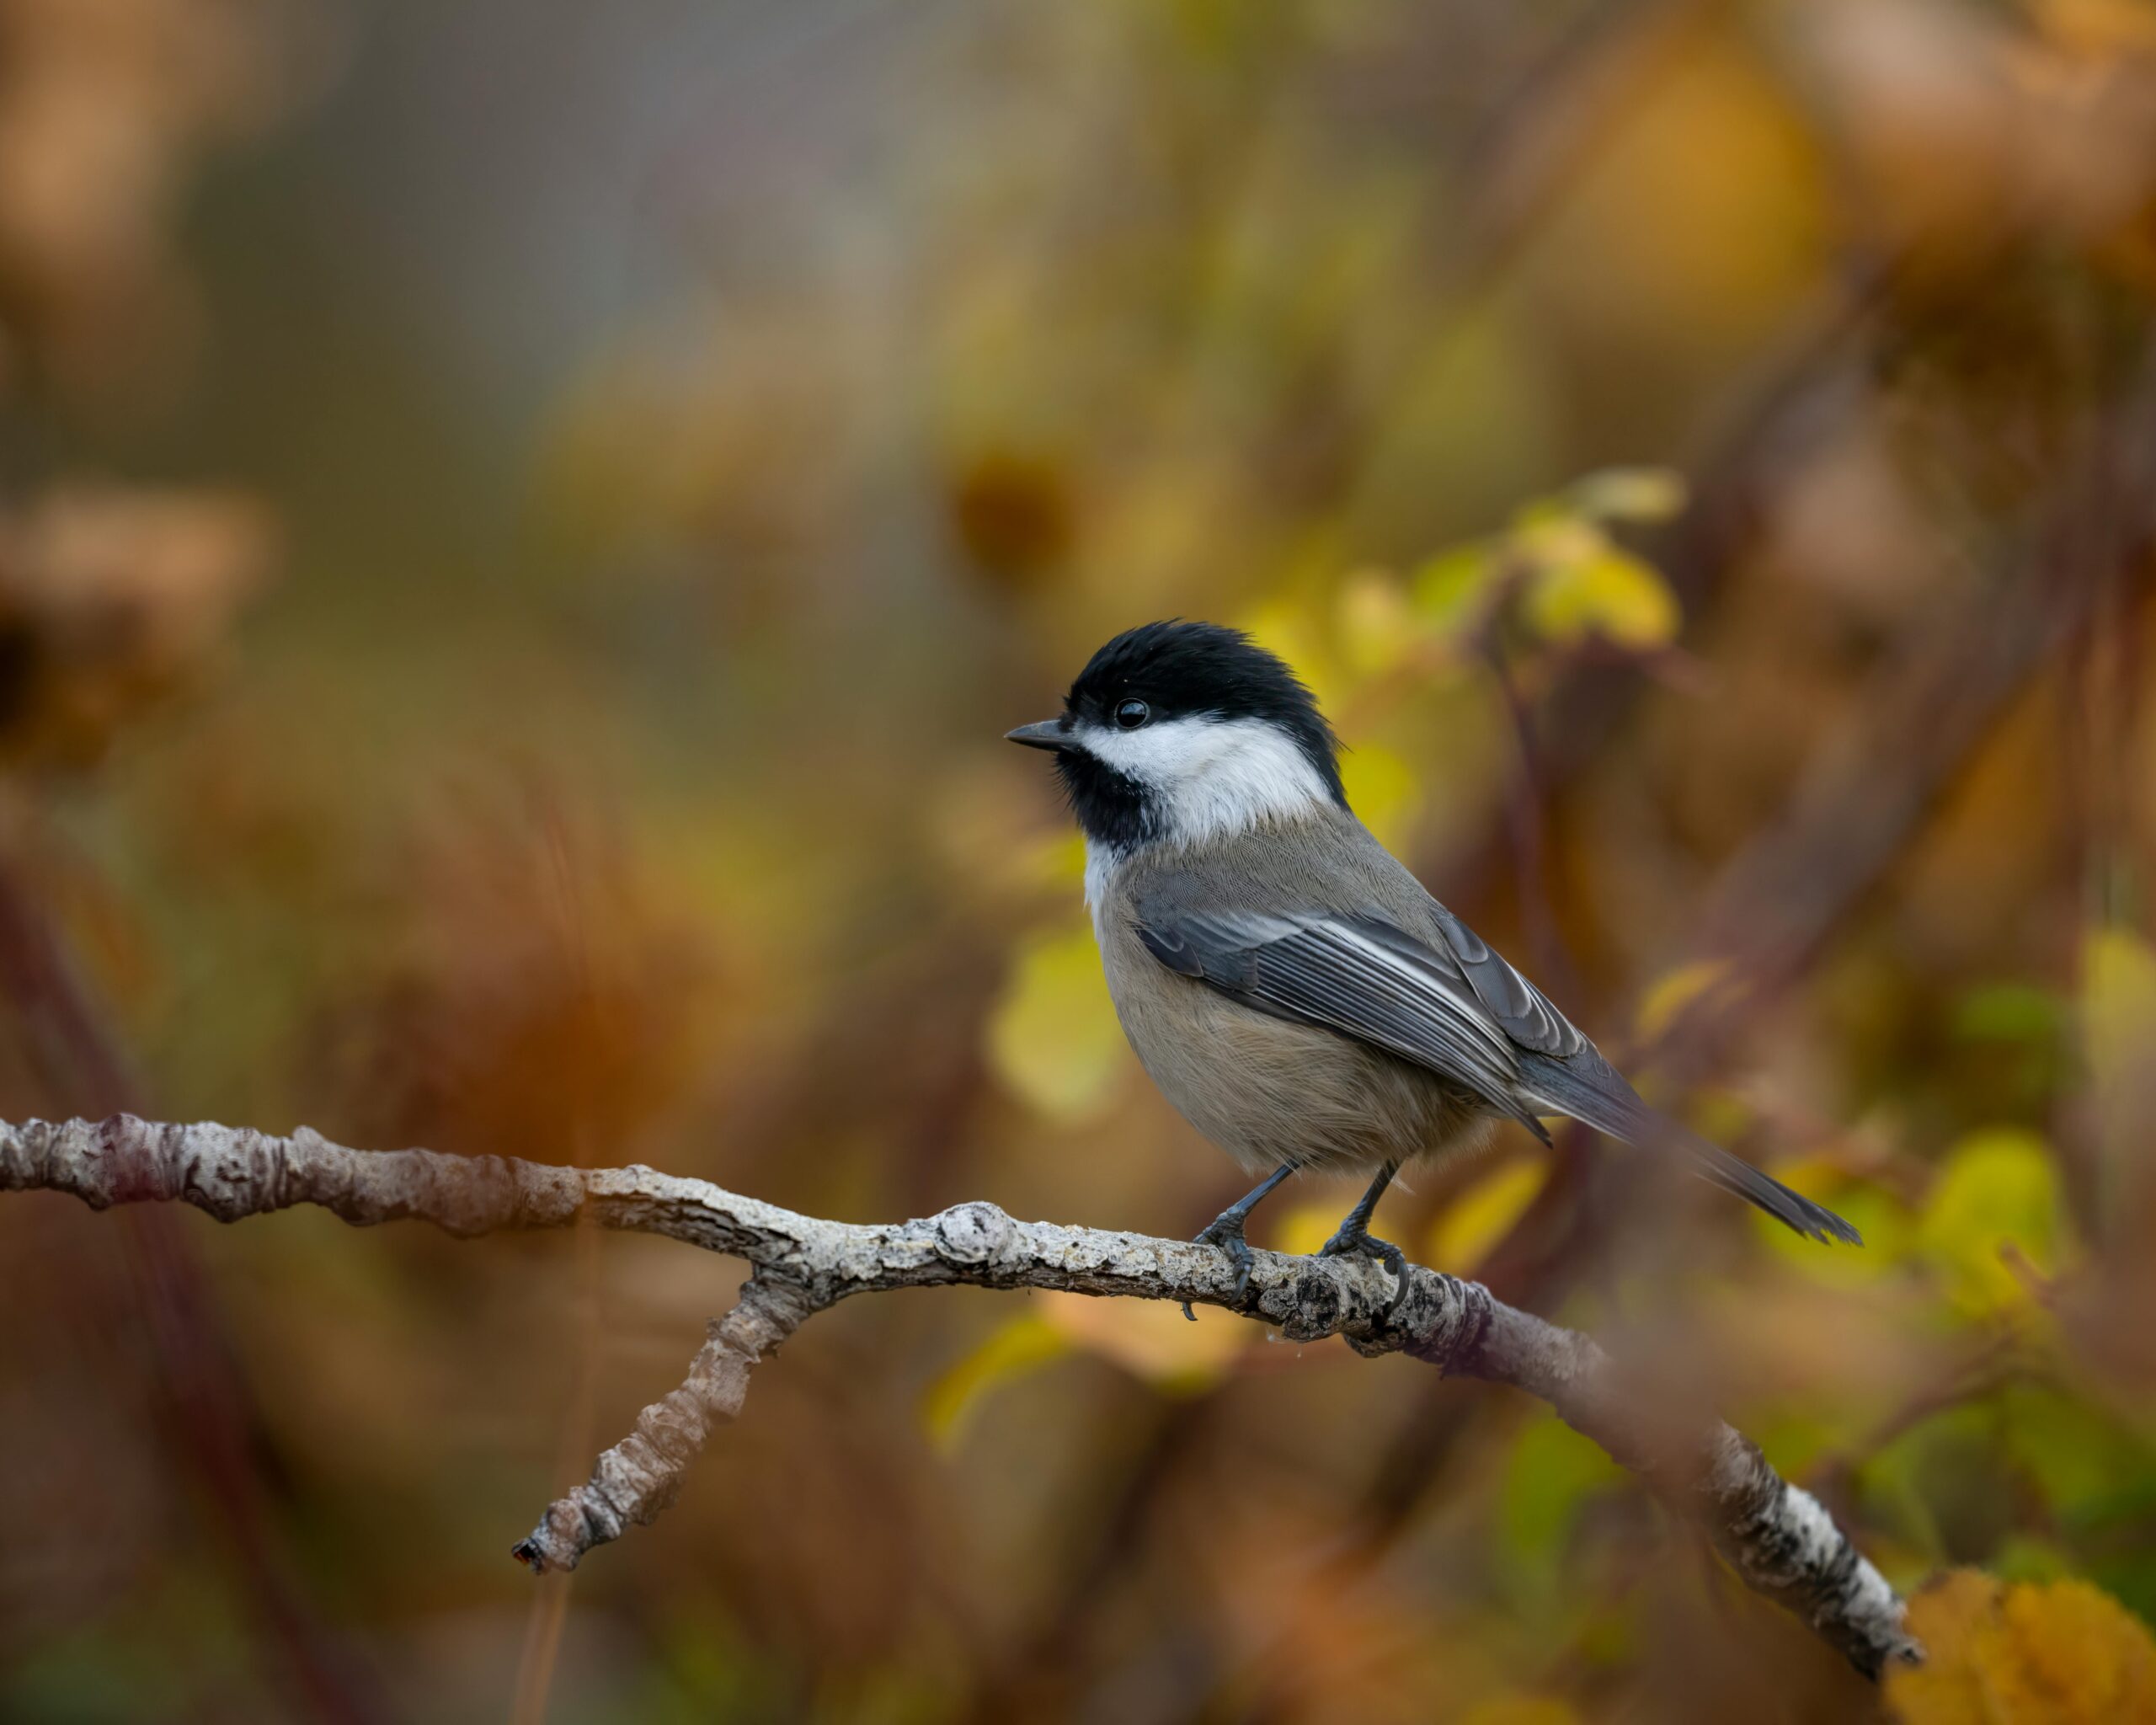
[0,1114,1920,1679]
[511,1274,814,1573]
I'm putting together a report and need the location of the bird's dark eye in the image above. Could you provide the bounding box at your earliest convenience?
[1114,698,1150,730]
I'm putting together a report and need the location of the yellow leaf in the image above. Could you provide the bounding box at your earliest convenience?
[921,1292,1257,1449]
[1429,1155,1547,1274]
[985,921,1129,1123]
[2084,927,2156,1082]
[2083,927,2156,1209]
[1512,511,1604,568]
[1338,742,1422,852]
[1336,565,1414,676]
[1521,537,1681,650]
[1996,1582,2156,1722]
[1916,1130,2066,1316]
[1039,1290,1251,1391]
[1635,959,1735,1043]
[921,1314,1070,1453]
[1886,1571,2156,1724]
[1891,1571,2018,1725]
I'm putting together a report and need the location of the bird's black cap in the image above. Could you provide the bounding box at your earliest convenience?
[1062,620,1348,805]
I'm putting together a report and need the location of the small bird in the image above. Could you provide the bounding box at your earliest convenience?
[1007,620,1858,1314]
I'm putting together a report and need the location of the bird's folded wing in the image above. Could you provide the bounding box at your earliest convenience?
[1134,906,1552,1138]
[1415,903,1586,1057]
[1135,900,1863,1247]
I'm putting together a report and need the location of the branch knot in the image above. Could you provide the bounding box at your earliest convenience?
[931,1200,1012,1264]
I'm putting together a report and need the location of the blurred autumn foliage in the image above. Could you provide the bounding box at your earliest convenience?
[0,0,288,772]
[3,2,2156,1722]
[1887,1571,2156,1722]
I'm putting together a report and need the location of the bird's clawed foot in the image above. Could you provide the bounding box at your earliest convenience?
[1318,1223,1410,1317]
[1182,1209,1257,1321]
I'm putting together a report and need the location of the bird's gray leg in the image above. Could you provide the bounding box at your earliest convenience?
[1318,1160,1410,1316]
[1182,1162,1296,1319]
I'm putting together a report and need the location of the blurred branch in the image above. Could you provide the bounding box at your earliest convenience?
[1481,617,1582,1004]
[1450,0,1711,280]
[0,834,382,1725]
[2,1114,1919,1680]
[1671,360,2156,1063]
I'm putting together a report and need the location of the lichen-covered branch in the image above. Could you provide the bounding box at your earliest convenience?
[0,1114,1920,1678]
[510,1274,815,1573]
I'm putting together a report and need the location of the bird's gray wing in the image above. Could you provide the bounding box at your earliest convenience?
[1418,903,1588,1058]
[1137,897,1860,1245]
[1134,906,1552,1140]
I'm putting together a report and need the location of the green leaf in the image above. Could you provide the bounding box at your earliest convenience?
[1916,1129,2065,1316]
[1757,1177,1911,1284]
[2001,1381,2156,1526]
[1500,1412,1624,1598]
[1953,981,2063,1046]
[985,921,1129,1123]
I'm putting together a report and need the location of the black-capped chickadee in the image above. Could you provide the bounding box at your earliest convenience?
[1008,620,1858,1314]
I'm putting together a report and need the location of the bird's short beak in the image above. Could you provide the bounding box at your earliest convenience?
[1005,718,1075,752]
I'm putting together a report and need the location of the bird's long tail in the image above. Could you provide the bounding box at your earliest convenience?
[1516,1049,1861,1246]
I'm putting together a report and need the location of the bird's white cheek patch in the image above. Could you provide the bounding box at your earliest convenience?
[1077,715,1331,846]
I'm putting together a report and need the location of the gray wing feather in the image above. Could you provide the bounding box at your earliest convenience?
[1136,907,1551,1138]
[1420,905,1587,1057]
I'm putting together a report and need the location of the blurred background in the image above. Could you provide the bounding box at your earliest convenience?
[1,0,2154,1720]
